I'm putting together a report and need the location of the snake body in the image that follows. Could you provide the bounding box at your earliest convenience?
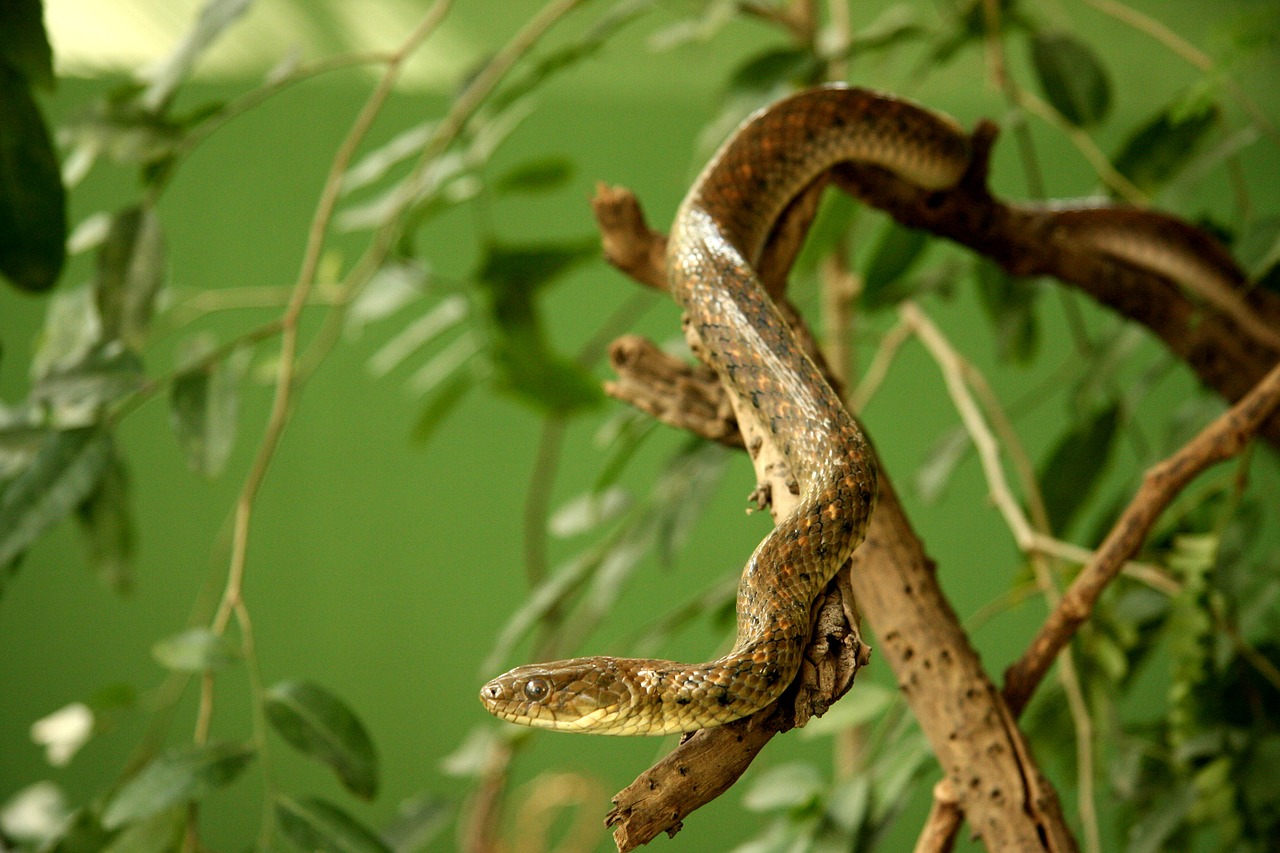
[479,85,1257,736]
[480,88,966,735]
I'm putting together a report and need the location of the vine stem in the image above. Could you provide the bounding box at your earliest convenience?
[185,3,455,849]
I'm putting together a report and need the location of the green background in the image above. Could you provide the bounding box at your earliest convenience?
[2,1,1277,850]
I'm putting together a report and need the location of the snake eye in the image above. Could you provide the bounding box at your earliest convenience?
[524,678,550,702]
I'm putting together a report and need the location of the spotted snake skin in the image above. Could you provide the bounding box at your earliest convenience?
[479,85,1253,735]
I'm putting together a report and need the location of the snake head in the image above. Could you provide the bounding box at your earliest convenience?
[479,657,638,734]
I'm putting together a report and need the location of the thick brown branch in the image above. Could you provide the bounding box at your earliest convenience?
[827,148,1280,445]
[1002,359,1280,711]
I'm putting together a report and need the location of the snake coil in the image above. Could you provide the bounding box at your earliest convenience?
[480,85,1253,735]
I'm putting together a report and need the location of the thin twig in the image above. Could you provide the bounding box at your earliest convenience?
[903,302,1101,853]
[1004,358,1280,712]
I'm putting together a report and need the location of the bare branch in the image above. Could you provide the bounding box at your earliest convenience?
[1003,359,1280,711]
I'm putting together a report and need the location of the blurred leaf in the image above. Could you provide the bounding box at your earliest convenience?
[475,239,602,413]
[1126,781,1196,853]
[1039,404,1120,534]
[793,192,858,275]
[44,806,113,853]
[380,791,450,853]
[868,732,932,825]
[367,296,468,378]
[862,221,929,310]
[1030,31,1111,127]
[913,425,969,504]
[276,796,392,853]
[342,122,435,195]
[549,487,631,538]
[31,287,101,382]
[974,259,1040,363]
[74,450,135,593]
[139,0,253,113]
[439,727,505,779]
[151,628,238,672]
[0,427,112,574]
[494,155,574,194]
[100,806,182,853]
[0,65,66,292]
[1237,215,1280,288]
[800,683,895,738]
[648,0,736,50]
[742,762,824,812]
[0,411,47,478]
[346,260,429,335]
[265,680,379,800]
[1113,97,1219,195]
[94,206,167,349]
[645,440,729,566]
[850,6,927,54]
[0,781,70,846]
[0,0,55,89]
[727,47,823,95]
[169,336,247,478]
[493,0,649,111]
[101,741,255,829]
[67,211,113,256]
[410,366,477,447]
[32,344,146,427]
[1167,533,1218,755]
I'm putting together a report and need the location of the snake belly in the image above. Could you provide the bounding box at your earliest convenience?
[480,86,969,735]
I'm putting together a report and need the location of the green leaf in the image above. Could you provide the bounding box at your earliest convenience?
[0,0,55,89]
[100,806,183,853]
[742,762,824,812]
[1039,404,1120,534]
[31,287,100,382]
[151,628,238,672]
[101,741,255,829]
[494,156,574,194]
[410,368,477,447]
[380,792,450,853]
[861,221,929,309]
[139,0,253,113]
[341,121,435,195]
[74,450,135,594]
[913,425,970,504]
[1029,31,1111,127]
[265,680,379,800]
[1237,214,1280,287]
[726,47,823,96]
[275,795,392,853]
[31,345,147,426]
[0,427,112,573]
[474,239,602,414]
[94,206,167,349]
[0,413,47,479]
[793,192,858,275]
[0,65,66,292]
[1113,97,1220,195]
[974,259,1040,364]
[169,336,246,477]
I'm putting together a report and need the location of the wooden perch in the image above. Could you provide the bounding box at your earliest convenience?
[594,180,1077,849]
[588,109,1280,850]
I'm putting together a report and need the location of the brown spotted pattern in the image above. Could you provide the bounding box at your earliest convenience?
[480,86,970,735]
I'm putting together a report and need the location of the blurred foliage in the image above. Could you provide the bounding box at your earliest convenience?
[1,0,1279,852]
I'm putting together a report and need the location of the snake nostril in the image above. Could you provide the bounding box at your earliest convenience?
[481,684,502,701]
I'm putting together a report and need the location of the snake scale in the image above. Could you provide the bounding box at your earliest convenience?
[480,85,1255,735]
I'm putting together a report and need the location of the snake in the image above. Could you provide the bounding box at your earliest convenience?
[479,85,1258,736]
